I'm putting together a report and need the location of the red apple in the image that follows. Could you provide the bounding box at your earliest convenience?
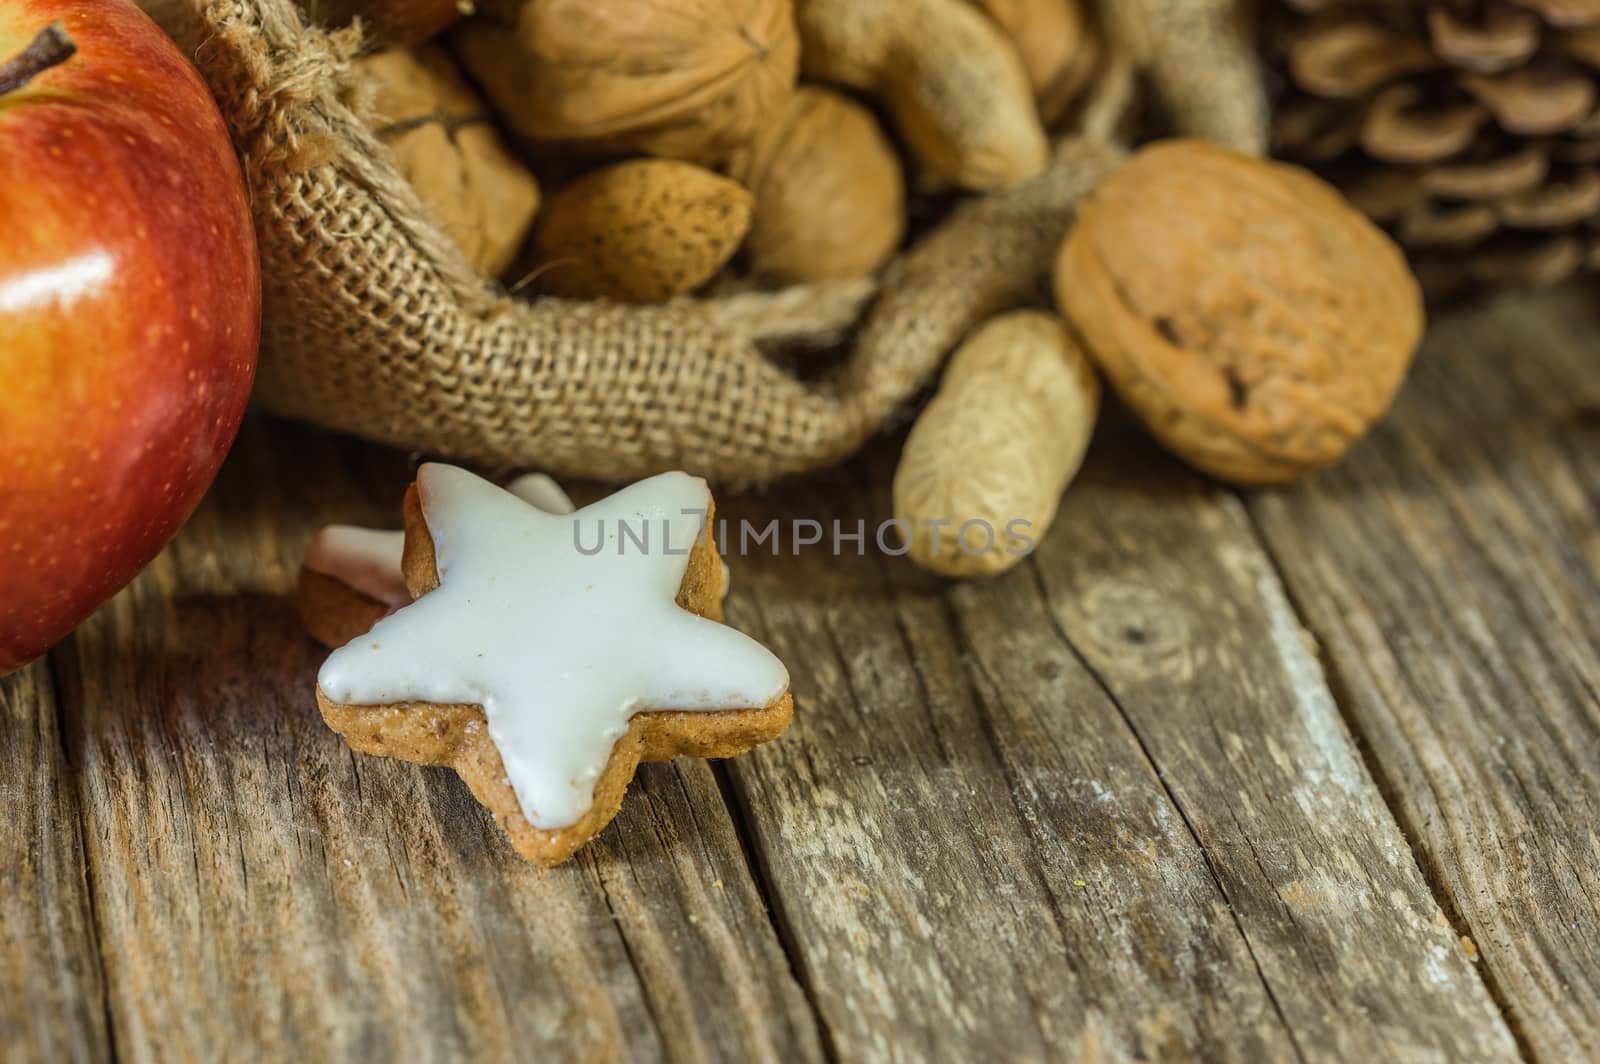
[0,0,260,674]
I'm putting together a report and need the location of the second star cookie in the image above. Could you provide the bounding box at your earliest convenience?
[313,463,791,866]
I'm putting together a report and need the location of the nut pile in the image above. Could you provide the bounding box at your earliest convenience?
[306,0,1091,300]
[289,0,1424,581]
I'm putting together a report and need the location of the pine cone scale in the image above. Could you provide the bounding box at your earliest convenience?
[1273,0,1600,294]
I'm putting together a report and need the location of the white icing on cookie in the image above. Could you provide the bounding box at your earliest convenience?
[317,464,789,830]
[303,473,576,605]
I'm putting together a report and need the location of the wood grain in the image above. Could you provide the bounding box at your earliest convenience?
[50,419,822,1063]
[0,659,109,1064]
[1025,437,1518,1060]
[1249,286,1600,1061]
[717,441,1517,1062]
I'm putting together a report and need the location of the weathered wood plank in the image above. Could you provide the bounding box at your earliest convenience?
[1249,285,1600,1061]
[0,659,109,1063]
[1022,433,1518,1060]
[718,437,1518,1061]
[725,505,1296,1061]
[53,417,822,1063]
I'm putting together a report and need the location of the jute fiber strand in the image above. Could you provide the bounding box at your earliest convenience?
[188,0,1124,483]
[1101,0,1266,156]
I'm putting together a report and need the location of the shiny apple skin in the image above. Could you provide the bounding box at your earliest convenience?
[0,0,261,674]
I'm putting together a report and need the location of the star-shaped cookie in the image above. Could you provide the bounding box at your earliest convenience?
[315,464,793,866]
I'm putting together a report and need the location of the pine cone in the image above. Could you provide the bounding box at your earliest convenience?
[1271,0,1600,296]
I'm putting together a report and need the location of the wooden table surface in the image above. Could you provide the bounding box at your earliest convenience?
[3,285,1596,1063]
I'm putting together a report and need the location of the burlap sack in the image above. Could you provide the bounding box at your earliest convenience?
[161,0,1123,483]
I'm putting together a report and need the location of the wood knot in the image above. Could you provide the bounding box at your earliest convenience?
[1078,582,1196,679]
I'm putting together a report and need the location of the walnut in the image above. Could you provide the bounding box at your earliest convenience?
[360,46,540,278]
[727,86,905,283]
[1056,139,1423,485]
[452,0,799,165]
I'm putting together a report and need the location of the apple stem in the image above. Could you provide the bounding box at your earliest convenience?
[0,23,76,100]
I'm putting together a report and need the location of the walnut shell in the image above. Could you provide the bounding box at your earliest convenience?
[528,159,754,303]
[360,46,541,279]
[727,86,905,283]
[1057,139,1423,485]
[452,0,799,165]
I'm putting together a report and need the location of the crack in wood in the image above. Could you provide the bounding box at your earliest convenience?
[1021,558,1311,1064]
[1244,518,1538,1064]
[712,760,841,1064]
